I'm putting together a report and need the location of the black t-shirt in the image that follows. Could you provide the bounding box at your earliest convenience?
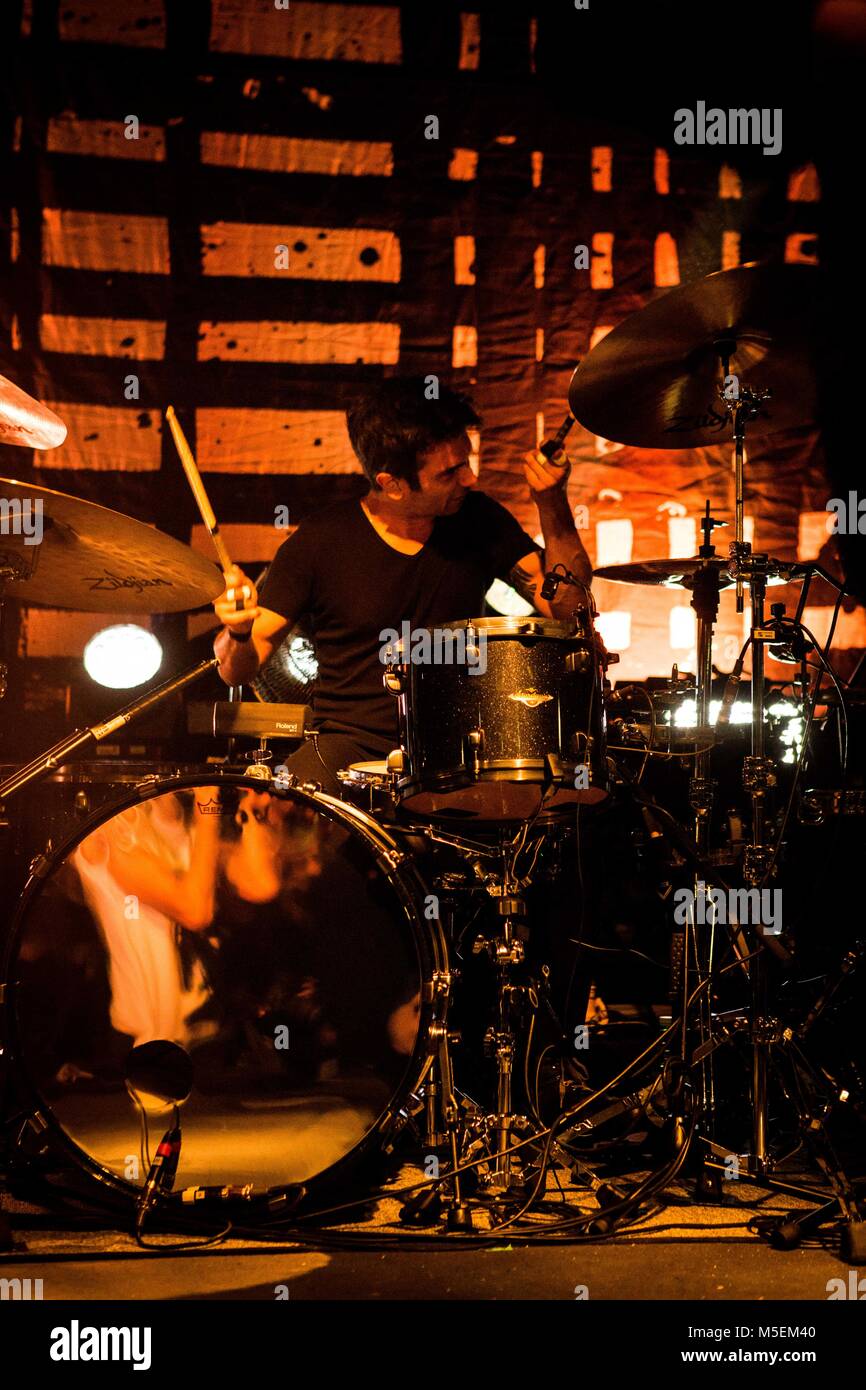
[259,491,539,751]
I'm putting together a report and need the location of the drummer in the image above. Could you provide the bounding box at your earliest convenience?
[213,377,593,795]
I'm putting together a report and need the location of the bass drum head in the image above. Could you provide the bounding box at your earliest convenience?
[3,775,436,1209]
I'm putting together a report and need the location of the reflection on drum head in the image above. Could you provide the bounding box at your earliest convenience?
[8,779,426,1194]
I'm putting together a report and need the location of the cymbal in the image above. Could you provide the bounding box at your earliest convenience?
[0,374,67,449]
[569,264,822,448]
[0,477,223,612]
[594,557,788,589]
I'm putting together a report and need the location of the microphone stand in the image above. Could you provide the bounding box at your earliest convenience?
[0,657,219,803]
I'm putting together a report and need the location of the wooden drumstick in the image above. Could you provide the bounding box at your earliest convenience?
[165,405,245,610]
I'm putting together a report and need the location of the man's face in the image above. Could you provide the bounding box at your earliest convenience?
[393,433,477,517]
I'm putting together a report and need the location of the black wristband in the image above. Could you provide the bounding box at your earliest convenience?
[228,627,252,644]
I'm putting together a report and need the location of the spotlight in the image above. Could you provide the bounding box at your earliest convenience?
[485,578,534,617]
[83,624,162,689]
[669,699,752,727]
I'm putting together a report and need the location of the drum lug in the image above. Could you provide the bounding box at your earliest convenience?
[376,847,406,872]
[14,1110,50,1157]
[272,767,300,790]
[466,728,485,775]
[383,669,405,695]
[566,650,591,674]
[424,970,452,1007]
[135,774,164,793]
[27,852,52,881]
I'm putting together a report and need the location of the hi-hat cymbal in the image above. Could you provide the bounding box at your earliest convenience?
[0,374,67,449]
[0,477,223,612]
[594,557,789,589]
[569,264,822,449]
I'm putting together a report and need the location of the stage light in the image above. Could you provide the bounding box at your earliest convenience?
[286,634,318,683]
[670,699,752,726]
[668,701,804,762]
[485,578,534,617]
[83,625,163,689]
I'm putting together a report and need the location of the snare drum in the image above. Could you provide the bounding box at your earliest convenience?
[391,616,608,821]
[337,754,405,814]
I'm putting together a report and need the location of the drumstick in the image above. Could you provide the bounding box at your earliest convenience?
[165,405,245,610]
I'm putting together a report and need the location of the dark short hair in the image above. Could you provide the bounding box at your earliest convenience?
[346,377,480,490]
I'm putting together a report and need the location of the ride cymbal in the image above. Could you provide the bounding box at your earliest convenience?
[569,264,822,448]
[594,557,788,589]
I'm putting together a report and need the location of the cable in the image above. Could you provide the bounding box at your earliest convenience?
[800,627,849,773]
[482,1014,687,1236]
[820,582,846,668]
[575,939,669,973]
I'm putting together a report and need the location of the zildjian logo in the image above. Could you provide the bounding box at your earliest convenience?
[86,572,172,593]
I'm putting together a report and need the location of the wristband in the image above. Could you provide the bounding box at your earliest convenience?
[228,627,252,644]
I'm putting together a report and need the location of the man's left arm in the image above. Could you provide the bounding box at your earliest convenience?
[506,448,592,621]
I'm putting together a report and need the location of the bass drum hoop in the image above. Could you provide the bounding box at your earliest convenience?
[1,771,446,1212]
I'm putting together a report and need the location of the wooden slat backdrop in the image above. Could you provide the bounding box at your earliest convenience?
[0,0,859,735]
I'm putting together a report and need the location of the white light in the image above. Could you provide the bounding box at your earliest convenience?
[84,625,163,689]
[485,578,534,617]
[669,605,696,650]
[668,516,696,559]
[287,635,318,683]
[670,699,752,727]
[595,519,633,567]
[595,610,631,651]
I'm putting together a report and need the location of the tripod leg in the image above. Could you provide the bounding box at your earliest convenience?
[767,1044,865,1258]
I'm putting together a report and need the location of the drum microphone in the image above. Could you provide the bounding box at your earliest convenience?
[136,1120,182,1228]
[716,651,747,727]
[538,414,576,466]
[540,565,566,601]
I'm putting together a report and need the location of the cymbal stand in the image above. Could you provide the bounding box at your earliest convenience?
[679,504,727,1167]
[705,374,866,1256]
[719,373,779,1171]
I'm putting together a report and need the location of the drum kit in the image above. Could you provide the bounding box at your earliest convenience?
[0,264,864,1256]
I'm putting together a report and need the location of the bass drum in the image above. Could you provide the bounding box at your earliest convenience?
[1,773,445,1215]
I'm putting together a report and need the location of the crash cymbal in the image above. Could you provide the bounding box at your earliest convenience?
[569,264,822,448]
[0,477,223,612]
[594,557,789,589]
[0,374,67,449]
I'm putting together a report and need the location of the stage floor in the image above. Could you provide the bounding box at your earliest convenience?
[1,1173,848,1302]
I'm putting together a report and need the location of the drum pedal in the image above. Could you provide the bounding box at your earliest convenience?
[398,1187,442,1226]
[445,1201,474,1232]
